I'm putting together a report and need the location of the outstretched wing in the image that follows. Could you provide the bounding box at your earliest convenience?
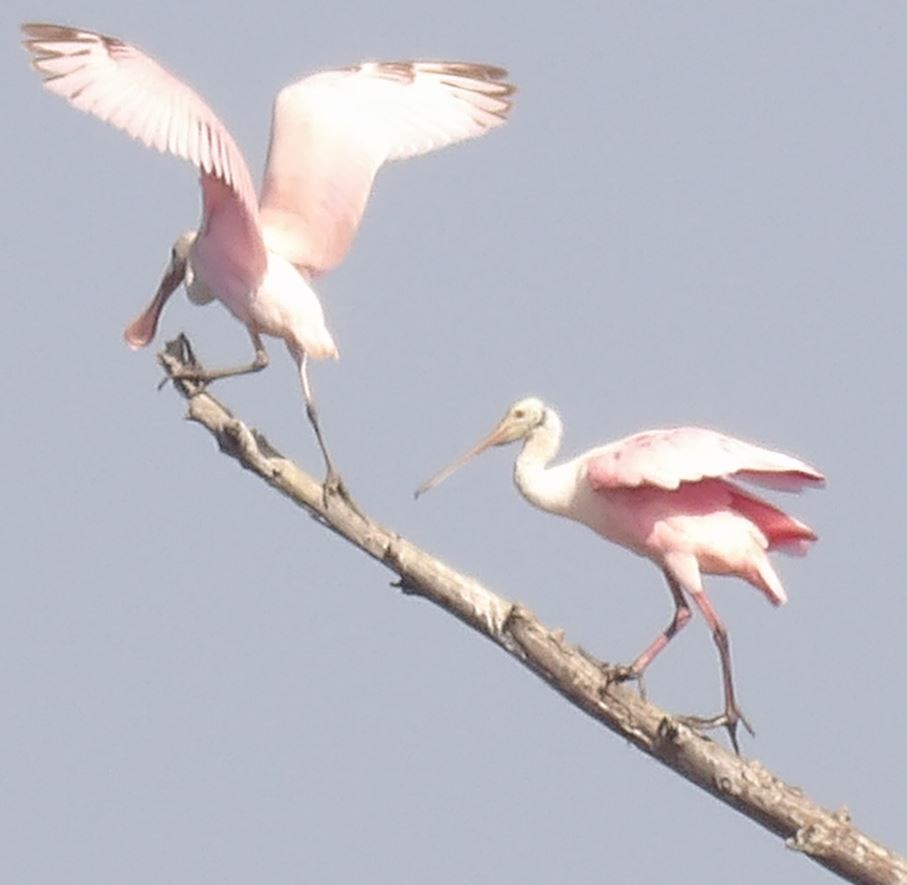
[585,427,825,493]
[21,23,266,285]
[259,61,514,274]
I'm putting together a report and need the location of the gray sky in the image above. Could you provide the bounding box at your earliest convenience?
[4,1,905,882]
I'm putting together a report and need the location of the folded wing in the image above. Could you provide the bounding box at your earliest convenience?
[259,61,514,274]
[586,426,825,492]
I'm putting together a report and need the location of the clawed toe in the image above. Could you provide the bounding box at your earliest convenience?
[159,365,212,390]
[159,335,211,389]
[321,469,363,517]
[603,664,647,700]
[678,707,755,755]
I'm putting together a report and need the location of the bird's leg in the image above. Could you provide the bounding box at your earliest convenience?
[608,573,691,700]
[298,354,360,515]
[167,329,270,385]
[161,330,268,390]
[680,589,755,755]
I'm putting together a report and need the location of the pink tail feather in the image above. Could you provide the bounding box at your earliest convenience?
[726,486,818,552]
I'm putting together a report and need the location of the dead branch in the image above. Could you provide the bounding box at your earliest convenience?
[158,336,907,885]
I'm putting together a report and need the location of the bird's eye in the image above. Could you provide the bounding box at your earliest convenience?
[513,409,525,419]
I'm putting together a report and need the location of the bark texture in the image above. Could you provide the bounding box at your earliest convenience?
[159,337,907,885]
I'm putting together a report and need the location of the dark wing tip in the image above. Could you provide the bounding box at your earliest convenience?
[21,22,82,41]
[433,61,516,96]
[378,60,515,93]
[462,62,515,92]
[20,22,124,52]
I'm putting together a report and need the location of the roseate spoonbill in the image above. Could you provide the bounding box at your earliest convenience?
[416,398,824,752]
[21,22,514,489]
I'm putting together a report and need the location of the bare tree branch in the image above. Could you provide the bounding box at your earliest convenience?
[159,337,906,885]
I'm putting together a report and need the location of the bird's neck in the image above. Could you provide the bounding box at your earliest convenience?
[513,410,574,514]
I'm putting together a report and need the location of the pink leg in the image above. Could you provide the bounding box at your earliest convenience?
[298,354,361,515]
[170,329,270,382]
[299,352,338,480]
[686,589,754,754]
[630,572,693,674]
[614,573,692,699]
[650,552,754,753]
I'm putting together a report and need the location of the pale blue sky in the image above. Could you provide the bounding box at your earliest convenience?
[4,2,905,882]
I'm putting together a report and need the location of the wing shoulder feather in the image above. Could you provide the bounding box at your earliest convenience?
[585,427,824,492]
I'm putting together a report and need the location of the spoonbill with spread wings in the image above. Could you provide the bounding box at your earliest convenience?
[416,398,824,752]
[21,22,514,488]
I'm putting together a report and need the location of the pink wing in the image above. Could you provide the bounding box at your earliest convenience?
[586,427,825,493]
[259,61,514,275]
[21,23,266,286]
[724,486,817,557]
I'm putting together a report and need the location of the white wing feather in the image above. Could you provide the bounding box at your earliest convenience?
[586,427,825,492]
[21,23,260,220]
[259,61,514,274]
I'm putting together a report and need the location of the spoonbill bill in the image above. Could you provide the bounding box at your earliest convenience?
[21,22,514,488]
[416,398,824,752]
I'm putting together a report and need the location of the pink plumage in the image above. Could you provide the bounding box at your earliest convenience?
[581,426,823,604]
[584,426,824,492]
[724,487,816,557]
[21,22,514,481]
[417,398,825,752]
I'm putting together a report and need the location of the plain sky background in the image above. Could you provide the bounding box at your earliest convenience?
[3,2,905,882]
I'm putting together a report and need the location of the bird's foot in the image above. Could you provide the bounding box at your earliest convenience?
[678,706,755,755]
[159,364,215,391]
[602,663,647,700]
[321,468,364,518]
[159,334,209,389]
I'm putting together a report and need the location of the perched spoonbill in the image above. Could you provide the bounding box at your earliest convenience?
[21,23,514,488]
[416,398,824,752]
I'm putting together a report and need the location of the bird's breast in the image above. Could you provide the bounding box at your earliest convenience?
[247,253,338,360]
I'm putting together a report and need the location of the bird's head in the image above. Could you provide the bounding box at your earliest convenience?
[414,396,549,498]
[171,230,197,262]
[122,231,195,349]
[493,397,548,444]
[168,230,207,304]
